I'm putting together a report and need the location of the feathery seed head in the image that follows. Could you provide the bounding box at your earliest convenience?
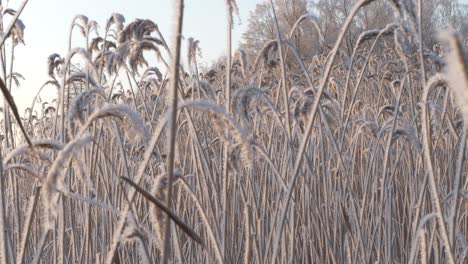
[439,30,468,125]
[106,13,125,32]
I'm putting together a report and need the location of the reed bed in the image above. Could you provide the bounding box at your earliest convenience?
[0,0,465,263]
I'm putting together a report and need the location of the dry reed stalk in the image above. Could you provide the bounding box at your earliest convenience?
[17,186,41,264]
[161,1,185,263]
[421,74,455,264]
[221,0,237,259]
[269,0,291,140]
[121,176,204,246]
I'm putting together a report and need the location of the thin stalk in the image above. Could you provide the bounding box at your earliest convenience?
[161,1,185,263]
[421,75,455,264]
[222,1,233,260]
[269,0,291,140]
[448,124,466,248]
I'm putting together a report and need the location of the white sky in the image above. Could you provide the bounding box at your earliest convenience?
[5,0,262,113]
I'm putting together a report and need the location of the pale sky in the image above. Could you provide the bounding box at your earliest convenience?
[6,0,262,113]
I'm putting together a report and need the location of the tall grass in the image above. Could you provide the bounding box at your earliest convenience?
[0,0,465,263]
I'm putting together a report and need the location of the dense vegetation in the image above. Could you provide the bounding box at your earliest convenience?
[0,0,466,263]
